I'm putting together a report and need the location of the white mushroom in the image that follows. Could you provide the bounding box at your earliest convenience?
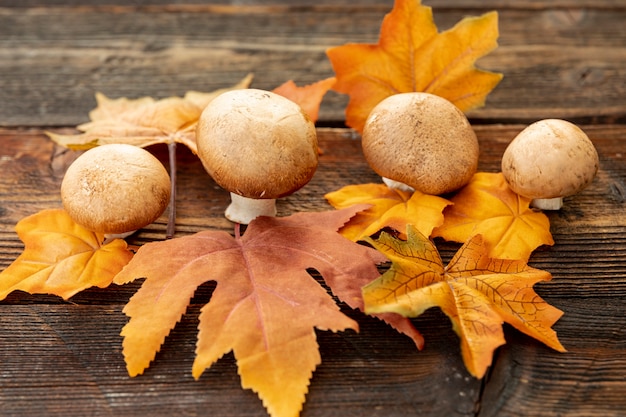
[61,143,171,241]
[361,92,479,195]
[501,119,599,210]
[196,88,318,224]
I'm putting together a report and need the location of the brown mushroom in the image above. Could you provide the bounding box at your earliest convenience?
[361,92,479,195]
[61,143,171,240]
[501,119,599,210]
[196,88,318,224]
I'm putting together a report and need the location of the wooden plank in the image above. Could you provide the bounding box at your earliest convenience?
[1,126,625,416]
[2,1,625,9]
[0,125,626,244]
[0,303,482,417]
[481,299,626,417]
[0,4,625,126]
[1,124,623,238]
[1,125,624,253]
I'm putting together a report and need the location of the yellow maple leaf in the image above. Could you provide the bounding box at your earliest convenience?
[363,225,566,378]
[432,172,554,261]
[326,0,503,132]
[325,182,451,241]
[0,209,134,300]
[46,74,254,153]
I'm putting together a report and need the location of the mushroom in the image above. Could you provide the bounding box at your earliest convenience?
[361,92,479,195]
[196,88,318,224]
[61,143,171,241]
[501,119,599,210]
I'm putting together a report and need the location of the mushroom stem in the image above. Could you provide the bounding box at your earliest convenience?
[225,193,277,224]
[531,197,564,210]
[103,230,137,245]
[382,177,415,193]
[166,141,177,239]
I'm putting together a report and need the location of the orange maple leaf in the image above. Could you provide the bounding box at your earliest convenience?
[363,225,566,378]
[325,182,451,241]
[112,207,421,417]
[46,74,254,153]
[326,0,503,132]
[272,77,335,123]
[0,209,134,300]
[432,172,554,261]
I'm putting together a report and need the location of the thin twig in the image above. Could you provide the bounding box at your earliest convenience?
[166,141,177,239]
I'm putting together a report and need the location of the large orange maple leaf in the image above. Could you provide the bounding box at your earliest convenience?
[0,209,134,300]
[363,225,565,378]
[112,207,421,417]
[327,0,503,132]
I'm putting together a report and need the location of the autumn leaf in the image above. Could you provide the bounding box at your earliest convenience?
[432,172,554,261]
[325,182,451,241]
[363,225,566,378]
[326,0,503,132]
[46,74,254,153]
[112,207,420,417]
[0,209,134,300]
[47,94,200,151]
[272,77,335,123]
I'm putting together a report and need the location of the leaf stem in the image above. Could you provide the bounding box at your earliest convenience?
[166,141,177,239]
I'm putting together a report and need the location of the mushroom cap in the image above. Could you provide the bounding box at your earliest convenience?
[501,119,599,199]
[361,92,479,195]
[61,143,171,235]
[196,88,318,199]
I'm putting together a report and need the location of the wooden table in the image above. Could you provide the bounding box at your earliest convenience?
[1,1,625,416]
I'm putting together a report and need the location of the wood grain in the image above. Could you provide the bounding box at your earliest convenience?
[1,2,625,126]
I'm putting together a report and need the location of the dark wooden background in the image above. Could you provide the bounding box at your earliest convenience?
[1,1,625,416]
